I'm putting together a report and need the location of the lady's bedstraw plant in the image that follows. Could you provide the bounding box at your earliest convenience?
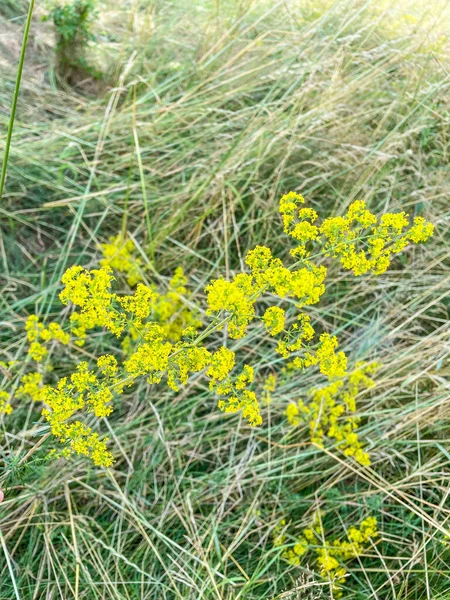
[2,194,433,468]
[273,511,379,596]
[285,362,379,466]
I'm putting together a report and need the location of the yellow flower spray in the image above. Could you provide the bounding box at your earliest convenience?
[273,510,379,596]
[3,194,433,468]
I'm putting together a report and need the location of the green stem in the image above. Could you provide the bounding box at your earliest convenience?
[0,0,35,202]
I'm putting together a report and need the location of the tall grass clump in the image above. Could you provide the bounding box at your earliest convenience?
[0,0,450,598]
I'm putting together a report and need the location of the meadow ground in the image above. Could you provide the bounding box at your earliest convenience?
[1,1,450,598]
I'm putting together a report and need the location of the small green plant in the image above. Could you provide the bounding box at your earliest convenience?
[43,0,100,82]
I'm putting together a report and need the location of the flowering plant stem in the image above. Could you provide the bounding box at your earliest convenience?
[0,0,35,202]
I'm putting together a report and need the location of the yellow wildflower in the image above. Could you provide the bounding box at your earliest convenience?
[275,512,377,596]
[25,315,45,342]
[59,421,113,467]
[245,245,274,272]
[100,234,143,286]
[17,372,46,402]
[124,325,172,383]
[285,402,300,426]
[276,313,315,359]
[0,391,12,415]
[235,365,254,390]
[47,322,70,345]
[42,377,84,426]
[205,274,257,339]
[319,201,433,276]
[262,306,286,336]
[70,362,98,393]
[86,385,113,418]
[25,315,70,360]
[286,363,376,466]
[28,341,47,362]
[97,355,118,377]
[278,191,305,234]
[206,346,235,381]
[12,192,434,470]
[218,389,262,426]
[153,267,202,341]
[407,216,434,243]
[60,266,124,342]
[117,283,155,325]
[317,549,340,576]
[316,333,347,379]
[167,344,211,391]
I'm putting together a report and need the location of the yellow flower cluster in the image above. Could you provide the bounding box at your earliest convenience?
[9,193,433,468]
[276,314,315,360]
[279,192,434,275]
[315,333,347,379]
[123,324,172,382]
[279,191,319,257]
[17,372,47,402]
[205,244,326,342]
[153,267,202,341]
[206,346,235,381]
[97,354,118,377]
[246,245,327,307]
[167,343,211,391]
[25,315,70,361]
[117,283,155,325]
[60,265,124,345]
[205,274,256,339]
[262,306,286,336]
[120,267,202,354]
[100,234,143,286]
[407,216,435,243]
[100,234,202,345]
[22,265,258,463]
[214,364,261,426]
[277,327,346,378]
[38,353,124,466]
[0,390,12,415]
[274,511,378,596]
[57,421,113,467]
[61,264,202,351]
[286,363,378,466]
[123,324,261,422]
[319,199,434,276]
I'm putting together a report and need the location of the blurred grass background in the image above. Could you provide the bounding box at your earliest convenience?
[1,0,450,598]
